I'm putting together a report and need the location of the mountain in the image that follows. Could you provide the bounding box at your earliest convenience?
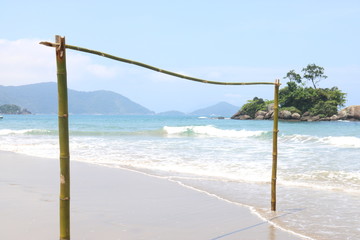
[156,110,186,116]
[0,82,154,115]
[189,102,240,117]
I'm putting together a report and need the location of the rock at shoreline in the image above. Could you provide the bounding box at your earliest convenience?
[239,115,252,120]
[255,110,267,120]
[279,110,292,119]
[338,105,360,120]
[264,111,274,120]
[330,115,339,121]
[291,113,301,120]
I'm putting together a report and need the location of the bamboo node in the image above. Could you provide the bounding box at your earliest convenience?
[60,197,70,201]
[60,175,66,184]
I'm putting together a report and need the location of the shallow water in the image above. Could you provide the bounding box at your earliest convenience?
[1,115,359,239]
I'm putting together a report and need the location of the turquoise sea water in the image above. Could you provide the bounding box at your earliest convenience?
[1,115,359,239]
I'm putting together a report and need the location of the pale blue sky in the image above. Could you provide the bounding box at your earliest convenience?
[1,0,359,112]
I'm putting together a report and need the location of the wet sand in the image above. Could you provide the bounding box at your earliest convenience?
[0,151,305,239]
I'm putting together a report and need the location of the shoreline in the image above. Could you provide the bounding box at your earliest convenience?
[0,150,308,240]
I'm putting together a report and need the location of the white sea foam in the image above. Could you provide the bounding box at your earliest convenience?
[281,134,360,148]
[0,129,33,135]
[321,136,360,148]
[0,128,53,136]
[163,125,265,138]
[280,175,360,194]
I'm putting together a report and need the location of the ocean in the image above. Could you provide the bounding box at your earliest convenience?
[1,114,359,239]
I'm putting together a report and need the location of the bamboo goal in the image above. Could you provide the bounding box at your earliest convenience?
[40,35,280,240]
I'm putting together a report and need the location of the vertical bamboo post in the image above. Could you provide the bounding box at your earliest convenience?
[271,79,280,211]
[56,35,70,239]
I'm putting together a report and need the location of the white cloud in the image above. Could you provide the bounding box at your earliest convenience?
[0,39,55,85]
[0,38,123,87]
[86,64,118,78]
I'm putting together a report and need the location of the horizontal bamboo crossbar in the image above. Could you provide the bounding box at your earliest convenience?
[39,41,276,86]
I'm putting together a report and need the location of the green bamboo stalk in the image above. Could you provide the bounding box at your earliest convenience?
[55,35,70,240]
[271,79,280,211]
[40,41,275,86]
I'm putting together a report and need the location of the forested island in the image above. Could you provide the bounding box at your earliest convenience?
[0,104,31,115]
[232,64,360,121]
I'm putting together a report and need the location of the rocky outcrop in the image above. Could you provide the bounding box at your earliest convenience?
[291,113,301,120]
[239,115,252,120]
[255,110,267,120]
[337,105,360,121]
[231,105,360,121]
[264,111,274,120]
[279,110,292,119]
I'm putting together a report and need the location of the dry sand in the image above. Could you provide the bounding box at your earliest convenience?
[0,151,305,239]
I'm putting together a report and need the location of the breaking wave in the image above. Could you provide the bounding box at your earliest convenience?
[280,134,360,148]
[163,125,266,138]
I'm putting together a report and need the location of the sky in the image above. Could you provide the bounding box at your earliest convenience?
[1,0,359,113]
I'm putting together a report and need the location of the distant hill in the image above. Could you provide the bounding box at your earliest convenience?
[0,82,154,115]
[156,110,186,116]
[189,102,240,117]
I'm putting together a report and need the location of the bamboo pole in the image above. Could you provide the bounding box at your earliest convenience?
[271,79,280,211]
[39,41,275,87]
[55,35,70,240]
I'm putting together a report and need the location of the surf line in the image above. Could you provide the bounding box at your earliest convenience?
[210,208,305,240]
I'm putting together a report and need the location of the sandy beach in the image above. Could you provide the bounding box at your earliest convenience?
[0,150,306,240]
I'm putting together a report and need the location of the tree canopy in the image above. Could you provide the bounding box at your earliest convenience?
[279,82,346,116]
[284,64,328,89]
[280,64,345,117]
[239,64,346,119]
[301,64,327,89]
[239,97,268,118]
[283,70,302,84]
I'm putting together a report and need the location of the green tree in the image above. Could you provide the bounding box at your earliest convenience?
[283,70,302,84]
[240,97,267,118]
[279,81,346,117]
[301,64,327,89]
[310,100,339,117]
